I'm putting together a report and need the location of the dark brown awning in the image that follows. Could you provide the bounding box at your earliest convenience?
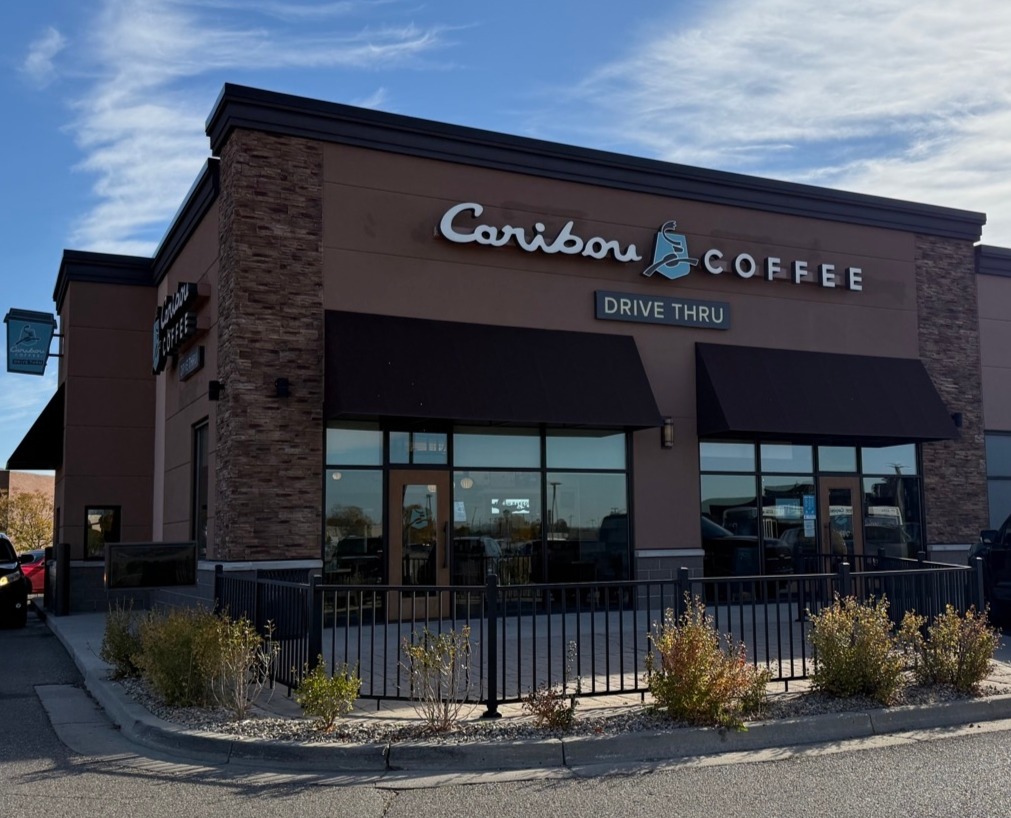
[325,312,662,429]
[696,343,957,446]
[7,384,64,470]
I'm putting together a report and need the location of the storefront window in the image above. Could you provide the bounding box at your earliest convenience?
[701,474,757,533]
[546,430,625,469]
[191,421,208,559]
[85,506,120,559]
[390,430,448,464]
[700,442,755,472]
[818,446,857,473]
[454,427,539,468]
[760,444,812,474]
[862,474,922,558]
[986,433,1011,528]
[544,472,628,582]
[861,444,918,476]
[324,469,384,584]
[326,423,382,465]
[762,475,815,540]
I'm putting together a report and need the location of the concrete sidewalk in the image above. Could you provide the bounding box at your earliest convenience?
[41,607,1011,774]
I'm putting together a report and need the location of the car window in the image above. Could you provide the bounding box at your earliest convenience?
[0,538,16,563]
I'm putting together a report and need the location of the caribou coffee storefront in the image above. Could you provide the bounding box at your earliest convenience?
[8,84,1000,591]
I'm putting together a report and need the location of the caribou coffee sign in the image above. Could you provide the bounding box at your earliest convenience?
[438,203,864,292]
[152,282,200,374]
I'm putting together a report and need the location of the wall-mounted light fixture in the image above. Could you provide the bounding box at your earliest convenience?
[951,412,963,429]
[274,377,290,398]
[208,380,224,401]
[460,475,474,490]
[661,416,675,449]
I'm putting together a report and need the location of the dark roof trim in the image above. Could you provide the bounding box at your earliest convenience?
[207,83,986,242]
[54,251,153,313]
[6,384,64,470]
[152,158,220,285]
[977,245,1011,278]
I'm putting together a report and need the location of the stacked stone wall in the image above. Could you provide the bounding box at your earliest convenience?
[916,235,987,545]
[214,131,324,560]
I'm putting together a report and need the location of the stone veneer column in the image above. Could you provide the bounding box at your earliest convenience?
[214,130,324,560]
[916,235,987,545]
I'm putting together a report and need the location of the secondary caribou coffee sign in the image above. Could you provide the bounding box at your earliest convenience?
[438,203,864,292]
[153,282,200,374]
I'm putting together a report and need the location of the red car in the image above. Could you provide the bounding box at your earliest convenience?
[18,549,46,595]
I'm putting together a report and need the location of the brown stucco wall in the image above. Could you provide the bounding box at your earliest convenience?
[214,130,324,561]
[916,235,988,543]
[155,205,220,545]
[57,281,156,556]
[319,143,924,555]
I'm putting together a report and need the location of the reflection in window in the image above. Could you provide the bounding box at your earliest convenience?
[700,442,756,472]
[863,475,922,558]
[701,474,757,533]
[760,444,812,474]
[85,506,120,559]
[861,444,917,476]
[326,423,382,465]
[987,433,1011,528]
[818,446,857,473]
[324,470,384,584]
[390,430,448,464]
[546,430,625,469]
[544,472,628,582]
[454,427,539,468]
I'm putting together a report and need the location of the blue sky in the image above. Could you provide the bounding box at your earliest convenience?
[3,0,1011,466]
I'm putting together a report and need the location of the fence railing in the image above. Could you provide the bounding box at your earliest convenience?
[213,558,984,709]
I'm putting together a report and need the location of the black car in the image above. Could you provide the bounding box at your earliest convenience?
[0,534,29,628]
[969,513,1011,622]
[701,516,792,577]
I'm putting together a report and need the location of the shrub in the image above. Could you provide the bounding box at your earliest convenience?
[401,626,474,733]
[808,595,904,704]
[100,599,142,680]
[294,655,362,732]
[522,641,581,731]
[646,596,771,729]
[900,605,1000,693]
[198,615,278,720]
[135,606,219,707]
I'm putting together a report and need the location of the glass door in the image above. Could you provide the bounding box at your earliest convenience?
[388,470,451,618]
[818,475,864,570]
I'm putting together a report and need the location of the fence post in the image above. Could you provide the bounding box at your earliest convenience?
[307,572,323,664]
[838,561,852,598]
[482,572,501,719]
[55,542,70,616]
[676,566,691,618]
[917,550,927,564]
[974,556,986,612]
[213,563,223,615]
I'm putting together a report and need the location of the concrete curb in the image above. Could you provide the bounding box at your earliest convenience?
[43,612,1011,774]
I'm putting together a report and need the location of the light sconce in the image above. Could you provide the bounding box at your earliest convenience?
[661,416,675,449]
[951,412,963,429]
[274,377,291,398]
[331,471,342,481]
[460,475,474,490]
[208,380,224,401]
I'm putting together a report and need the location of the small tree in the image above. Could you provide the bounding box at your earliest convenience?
[0,490,54,551]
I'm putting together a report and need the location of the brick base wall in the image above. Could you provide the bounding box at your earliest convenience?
[916,235,987,544]
[213,131,324,560]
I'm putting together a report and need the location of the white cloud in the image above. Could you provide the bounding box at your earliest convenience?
[65,0,448,254]
[20,27,67,87]
[549,0,1011,244]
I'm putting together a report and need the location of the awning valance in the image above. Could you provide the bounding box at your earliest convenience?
[7,384,64,470]
[696,343,957,446]
[325,312,662,429]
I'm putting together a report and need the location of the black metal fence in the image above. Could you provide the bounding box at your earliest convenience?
[213,558,984,707]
